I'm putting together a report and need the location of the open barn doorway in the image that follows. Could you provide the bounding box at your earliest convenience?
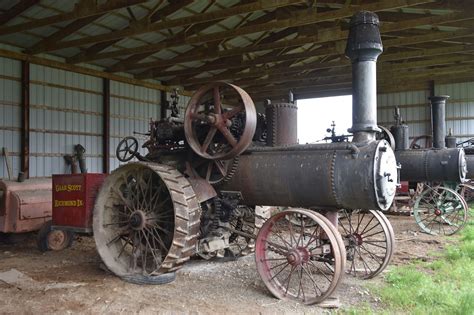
[297,95,353,144]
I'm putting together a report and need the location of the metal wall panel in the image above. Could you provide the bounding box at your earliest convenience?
[377,89,431,141]
[29,64,103,177]
[436,81,474,143]
[109,80,161,171]
[0,57,21,179]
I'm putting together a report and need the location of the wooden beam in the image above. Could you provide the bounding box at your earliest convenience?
[20,60,30,179]
[0,0,39,25]
[166,27,301,85]
[47,0,307,53]
[133,10,474,78]
[0,0,147,36]
[161,43,474,84]
[102,78,110,174]
[233,60,474,91]
[183,53,474,88]
[62,0,433,62]
[27,14,105,54]
[68,0,194,64]
[108,1,278,72]
[0,48,193,96]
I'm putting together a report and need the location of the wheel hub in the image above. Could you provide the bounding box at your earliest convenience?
[130,210,147,230]
[434,208,442,216]
[348,233,363,246]
[286,247,310,266]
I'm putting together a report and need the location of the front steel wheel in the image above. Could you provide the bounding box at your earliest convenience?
[338,209,395,279]
[255,209,345,305]
[413,185,468,235]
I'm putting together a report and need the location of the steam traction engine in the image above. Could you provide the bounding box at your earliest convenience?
[385,96,468,235]
[93,12,398,304]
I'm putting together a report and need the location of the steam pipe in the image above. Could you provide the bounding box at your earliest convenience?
[345,11,382,143]
[430,95,449,149]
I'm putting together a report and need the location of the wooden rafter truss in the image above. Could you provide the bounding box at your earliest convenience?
[0,0,473,101]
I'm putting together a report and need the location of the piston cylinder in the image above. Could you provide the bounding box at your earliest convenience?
[221,140,398,211]
[265,102,298,146]
[391,124,410,151]
[445,128,457,148]
[395,148,466,182]
[446,136,457,148]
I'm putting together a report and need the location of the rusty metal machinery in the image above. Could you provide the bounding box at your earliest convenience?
[384,96,468,235]
[265,101,298,146]
[93,11,399,304]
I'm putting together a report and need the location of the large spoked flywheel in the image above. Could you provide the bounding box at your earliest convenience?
[413,185,468,235]
[255,209,346,305]
[93,163,201,281]
[338,209,395,279]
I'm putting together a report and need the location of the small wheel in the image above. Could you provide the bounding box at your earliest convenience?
[413,185,468,235]
[184,82,257,160]
[410,135,432,149]
[338,209,395,279]
[37,220,74,252]
[255,209,345,305]
[116,136,139,162]
[377,126,396,151]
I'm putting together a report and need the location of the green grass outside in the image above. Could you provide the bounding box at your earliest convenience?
[344,210,474,315]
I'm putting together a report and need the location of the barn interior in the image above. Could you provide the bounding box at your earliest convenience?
[0,0,473,313]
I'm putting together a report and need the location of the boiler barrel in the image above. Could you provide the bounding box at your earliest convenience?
[395,148,466,182]
[466,155,474,180]
[221,140,397,211]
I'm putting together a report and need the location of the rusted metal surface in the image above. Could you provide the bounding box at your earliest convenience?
[52,173,107,233]
[93,163,201,277]
[255,209,345,304]
[395,148,466,182]
[391,124,409,151]
[466,155,474,179]
[265,102,298,146]
[222,140,397,211]
[184,82,257,160]
[21,61,30,179]
[0,178,51,233]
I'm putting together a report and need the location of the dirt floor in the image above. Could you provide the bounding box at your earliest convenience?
[0,214,452,314]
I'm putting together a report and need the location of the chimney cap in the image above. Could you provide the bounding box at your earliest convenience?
[345,11,383,62]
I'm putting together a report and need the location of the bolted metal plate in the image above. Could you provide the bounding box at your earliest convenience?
[373,140,398,210]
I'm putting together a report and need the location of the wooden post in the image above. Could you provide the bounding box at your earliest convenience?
[103,78,110,173]
[20,61,30,179]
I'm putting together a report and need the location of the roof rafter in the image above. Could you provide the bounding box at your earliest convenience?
[0,0,148,36]
[0,0,39,25]
[68,0,194,64]
[42,0,307,54]
[62,0,434,63]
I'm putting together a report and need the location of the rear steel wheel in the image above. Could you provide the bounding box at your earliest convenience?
[413,185,468,235]
[93,163,201,280]
[255,209,345,305]
[338,210,395,279]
